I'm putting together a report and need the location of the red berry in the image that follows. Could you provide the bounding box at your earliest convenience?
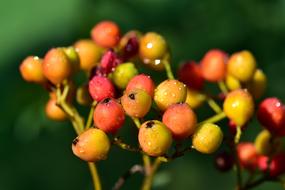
[93,98,125,134]
[126,74,155,97]
[100,49,122,74]
[162,103,197,140]
[257,97,285,136]
[257,153,285,177]
[178,61,204,90]
[200,49,227,82]
[215,152,234,172]
[91,21,120,48]
[237,142,258,170]
[89,76,115,101]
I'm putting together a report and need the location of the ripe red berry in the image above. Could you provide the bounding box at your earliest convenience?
[215,152,234,172]
[42,48,73,84]
[200,49,228,82]
[121,88,152,118]
[257,153,285,177]
[162,103,197,140]
[237,142,258,170]
[178,61,204,90]
[93,98,125,134]
[91,21,120,48]
[257,97,285,136]
[88,76,115,101]
[119,31,141,60]
[100,49,122,74]
[126,74,155,97]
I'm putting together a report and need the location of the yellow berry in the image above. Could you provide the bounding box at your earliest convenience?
[225,74,241,91]
[185,88,206,109]
[247,69,267,99]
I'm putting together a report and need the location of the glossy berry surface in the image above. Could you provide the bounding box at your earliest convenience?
[225,74,241,91]
[154,79,187,111]
[112,62,138,89]
[126,74,155,97]
[74,39,102,71]
[223,89,254,126]
[45,98,66,121]
[91,21,120,48]
[93,98,125,134]
[121,88,152,118]
[19,56,46,83]
[192,123,223,154]
[100,49,122,75]
[200,49,227,82]
[72,128,110,162]
[178,61,204,90]
[42,48,72,84]
[162,103,197,140]
[138,120,172,156]
[215,152,234,172]
[257,97,285,136]
[88,76,115,101]
[237,142,258,170]
[227,50,257,82]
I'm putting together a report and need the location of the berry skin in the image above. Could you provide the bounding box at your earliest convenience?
[237,142,258,170]
[254,129,281,156]
[121,88,152,118]
[215,152,234,172]
[91,21,120,48]
[178,61,204,91]
[200,49,228,82]
[42,48,72,84]
[100,49,122,75]
[225,74,241,91]
[192,123,223,154]
[223,89,254,127]
[119,30,141,60]
[126,74,155,97]
[63,46,80,73]
[257,153,285,177]
[76,85,93,106]
[246,69,267,100]
[227,50,257,82]
[93,98,125,134]
[185,88,206,109]
[45,98,66,121]
[74,39,102,71]
[154,79,187,111]
[257,97,285,136]
[19,56,46,83]
[162,103,197,140]
[112,62,138,89]
[88,76,115,102]
[72,128,110,162]
[139,32,167,60]
[138,120,172,156]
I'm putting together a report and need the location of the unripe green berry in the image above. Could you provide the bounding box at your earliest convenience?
[112,62,138,89]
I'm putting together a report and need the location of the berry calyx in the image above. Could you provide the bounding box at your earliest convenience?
[19,56,46,83]
[93,98,125,134]
[72,128,110,162]
[88,76,115,101]
[112,62,138,89]
[126,74,155,97]
[138,120,172,156]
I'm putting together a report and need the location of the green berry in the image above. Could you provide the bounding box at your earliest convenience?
[112,62,138,89]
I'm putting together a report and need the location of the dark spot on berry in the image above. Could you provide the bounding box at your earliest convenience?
[146,121,155,128]
[129,93,135,100]
[102,98,111,104]
[72,138,79,146]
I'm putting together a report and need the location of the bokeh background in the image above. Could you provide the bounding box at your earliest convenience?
[1,0,285,189]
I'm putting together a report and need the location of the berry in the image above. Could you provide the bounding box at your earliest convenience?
[227,50,257,82]
[100,49,122,74]
[257,153,285,177]
[121,88,152,118]
[200,49,227,82]
[223,89,254,126]
[63,46,80,73]
[126,74,155,97]
[237,142,258,170]
[141,56,167,71]
[162,103,197,140]
[72,128,110,162]
[19,56,46,83]
[215,152,234,172]
[154,79,187,111]
[42,48,72,84]
[93,98,125,134]
[112,62,138,89]
[138,120,172,156]
[74,39,102,71]
[45,98,66,121]
[254,129,281,156]
[225,74,241,91]
[185,88,206,109]
[119,31,141,60]
[91,21,120,48]
[76,85,93,106]
[178,61,204,90]
[139,32,167,60]
[247,69,267,99]
[257,97,285,136]
[192,123,223,154]
[88,76,115,101]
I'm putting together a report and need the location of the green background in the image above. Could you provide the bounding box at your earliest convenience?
[1,0,285,189]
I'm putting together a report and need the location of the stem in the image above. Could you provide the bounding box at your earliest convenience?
[86,101,97,129]
[243,176,267,190]
[218,81,228,94]
[206,97,222,113]
[231,142,242,189]
[88,162,102,190]
[113,137,141,152]
[142,158,162,190]
[163,60,174,80]
[131,117,141,129]
[197,112,226,127]
[235,125,242,144]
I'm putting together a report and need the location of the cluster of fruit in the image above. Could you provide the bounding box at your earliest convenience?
[19,20,285,189]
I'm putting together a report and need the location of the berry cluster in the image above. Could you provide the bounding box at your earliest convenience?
[20,20,285,190]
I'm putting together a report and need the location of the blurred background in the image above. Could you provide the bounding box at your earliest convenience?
[1,0,285,189]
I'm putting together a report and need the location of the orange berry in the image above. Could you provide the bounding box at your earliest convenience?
[237,142,258,170]
[19,56,46,83]
[45,98,66,121]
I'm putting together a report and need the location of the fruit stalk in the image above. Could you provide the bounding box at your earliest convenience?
[142,158,162,190]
